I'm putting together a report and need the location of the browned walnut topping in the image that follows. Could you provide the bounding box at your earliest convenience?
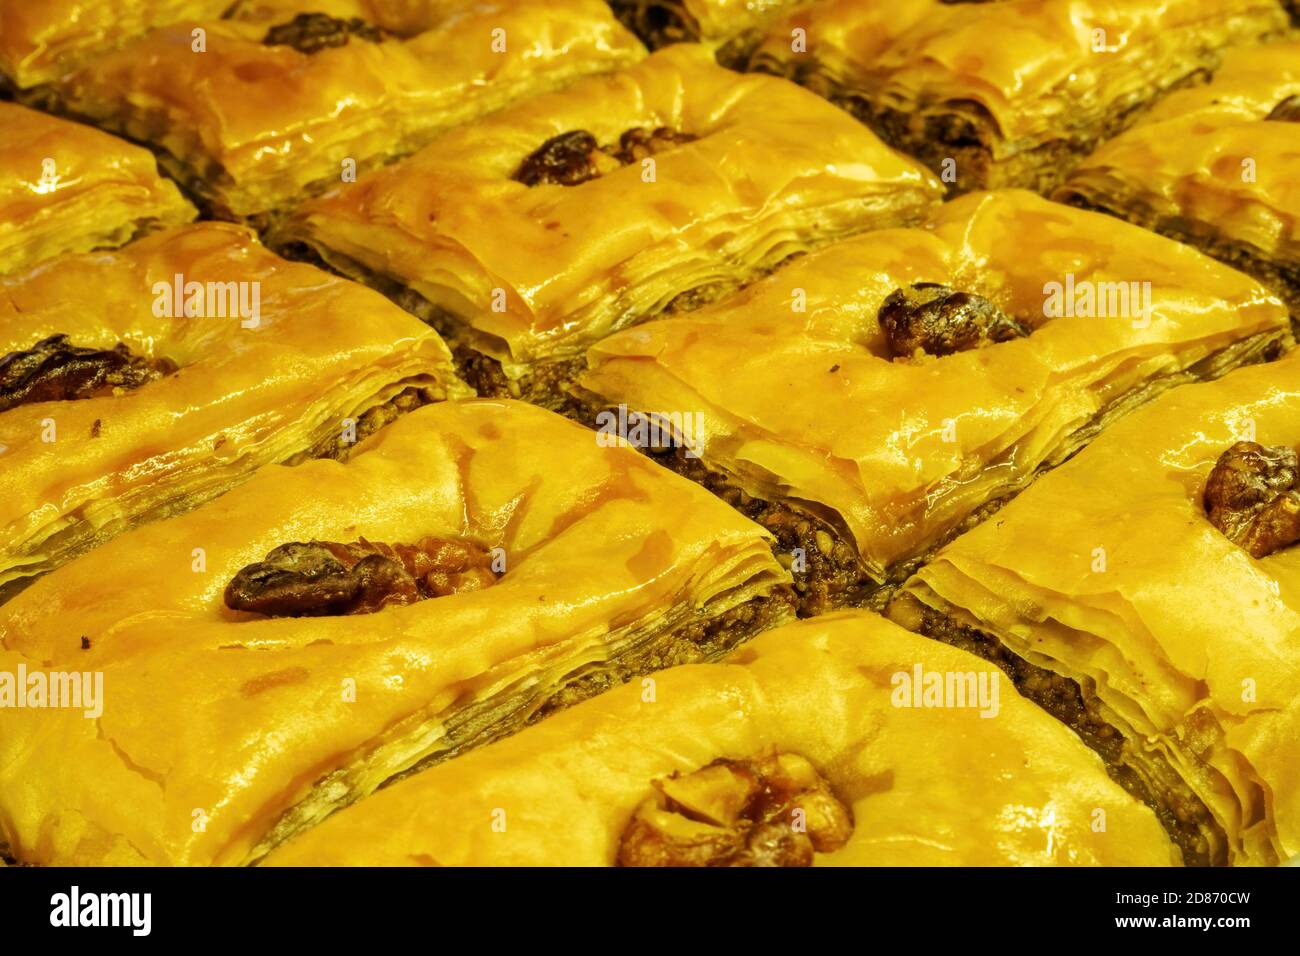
[618,750,853,867]
[514,127,698,187]
[225,537,499,617]
[878,283,1029,359]
[1203,441,1300,558]
[1267,95,1300,123]
[263,13,386,53]
[0,334,176,413]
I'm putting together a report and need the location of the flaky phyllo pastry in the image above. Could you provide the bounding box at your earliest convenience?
[896,352,1300,867]
[746,0,1290,193]
[579,189,1292,613]
[0,0,232,89]
[0,102,195,275]
[0,400,793,865]
[41,0,645,221]
[0,222,468,603]
[263,611,1178,866]
[1056,38,1300,313]
[273,43,944,405]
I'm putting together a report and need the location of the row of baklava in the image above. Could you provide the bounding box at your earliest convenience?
[0,1,1298,867]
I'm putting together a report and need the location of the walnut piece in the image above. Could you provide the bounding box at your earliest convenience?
[1204,441,1300,558]
[0,334,175,413]
[514,127,697,187]
[1267,95,1300,122]
[263,13,386,53]
[618,750,853,867]
[224,537,499,617]
[878,282,1029,359]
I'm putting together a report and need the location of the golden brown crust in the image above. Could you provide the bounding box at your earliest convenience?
[581,189,1292,583]
[46,2,646,219]
[747,0,1289,191]
[0,102,194,274]
[264,611,1179,867]
[0,400,791,865]
[274,44,943,371]
[903,352,1300,865]
[0,222,468,597]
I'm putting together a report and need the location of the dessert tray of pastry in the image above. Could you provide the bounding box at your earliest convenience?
[1,0,1298,878]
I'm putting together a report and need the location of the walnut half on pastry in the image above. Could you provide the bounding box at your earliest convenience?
[1203,441,1300,558]
[878,283,1029,359]
[618,751,853,867]
[225,538,499,617]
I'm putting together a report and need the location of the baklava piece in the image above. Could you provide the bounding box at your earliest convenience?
[0,102,195,275]
[42,0,645,222]
[577,190,1291,613]
[1056,39,1300,315]
[264,611,1178,866]
[0,400,793,865]
[896,351,1300,866]
[0,222,468,602]
[0,0,231,89]
[272,44,944,407]
[747,0,1289,193]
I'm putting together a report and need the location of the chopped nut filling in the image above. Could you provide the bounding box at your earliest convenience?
[263,13,387,53]
[618,750,853,867]
[1267,95,1300,122]
[878,283,1029,359]
[514,127,698,187]
[0,334,176,412]
[224,538,499,617]
[1204,441,1300,558]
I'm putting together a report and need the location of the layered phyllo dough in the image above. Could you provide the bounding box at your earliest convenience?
[1056,38,1300,313]
[896,351,1300,866]
[264,610,1179,866]
[37,0,644,222]
[577,190,1292,613]
[0,222,468,602]
[746,0,1290,193]
[271,43,944,406]
[0,400,793,865]
[0,102,195,275]
[0,0,231,89]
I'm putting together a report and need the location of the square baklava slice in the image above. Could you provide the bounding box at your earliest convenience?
[40,0,645,222]
[0,222,468,601]
[273,44,944,406]
[0,400,793,866]
[896,351,1300,867]
[1056,38,1300,314]
[577,190,1291,613]
[747,0,1289,193]
[0,101,195,274]
[264,611,1179,867]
